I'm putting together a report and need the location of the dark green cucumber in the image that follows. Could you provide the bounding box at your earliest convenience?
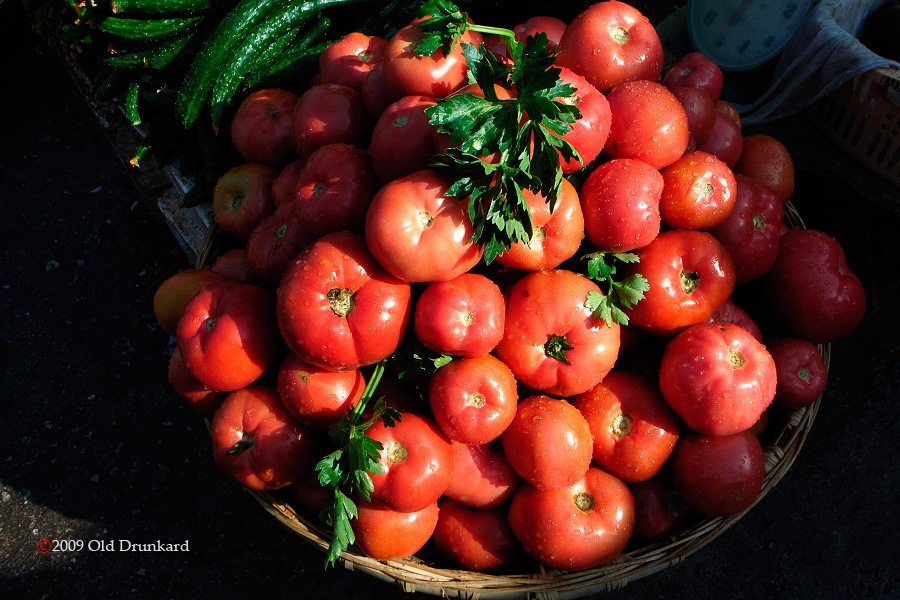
[104,31,195,70]
[242,15,332,89]
[110,0,211,15]
[95,15,204,41]
[124,81,142,125]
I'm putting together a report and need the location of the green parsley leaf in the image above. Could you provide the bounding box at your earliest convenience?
[413,0,469,56]
[582,252,650,327]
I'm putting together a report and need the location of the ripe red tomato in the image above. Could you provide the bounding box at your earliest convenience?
[759,228,866,343]
[177,281,281,392]
[414,272,505,358]
[167,346,226,418]
[659,150,737,230]
[658,322,777,436]
[704,297,763,341]
[671,430,765,517]
[365,169,483,283]
[212,162,278,243]
[361,61,391,117]
[501,395,594,491]
[494,269,620,397]
[432,498,524,570]
[507,466,635,570]
[367,95,437,183]
[246,203,306,287]
[367,411,454,513]
[605,80,690,170]
[428,355,518,445]
[291,83,370,158]
[709,173,784,283]
[153,268,227,336]
[669,85,716,145]
[735,133,796,202]
[293,142,378,240]
[768,337,829,410]
[210,384,323,490]
[271,158,306,208]
[513,15,567,50]
[629,473,689,541]
[662,52,724,103]
[352,498,439,560]
[696,109,743,168]
[443,440,521,509]
[230,88,299,167]
[211,248,259,285]
[495,177,585,270]
[623,229,736,335]
[715,99,742,127]
[276,352,365,428]
[555,67,612,173]
[572,370,680,483]
[556,0,663,92]
[318,32,388,92]
[579,157,664,252]
[276,231,412,370]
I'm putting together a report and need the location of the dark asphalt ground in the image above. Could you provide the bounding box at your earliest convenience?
[2,2,899,599]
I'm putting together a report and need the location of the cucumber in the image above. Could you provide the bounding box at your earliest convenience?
[242,16,332,89]
[110,0,211,15]
[95,15,204,41]
[104,32,195,70]
[125,81,142,125]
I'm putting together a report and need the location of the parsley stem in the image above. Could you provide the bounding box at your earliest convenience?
[348,359,386,423]
[466,23,517,46]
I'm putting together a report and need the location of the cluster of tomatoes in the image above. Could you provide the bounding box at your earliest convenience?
[153,0,867,574]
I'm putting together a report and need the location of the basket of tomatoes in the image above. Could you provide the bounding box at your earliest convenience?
[153,1,867,597]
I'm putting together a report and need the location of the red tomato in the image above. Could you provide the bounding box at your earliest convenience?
[579,157,663,252]
[381,17,482,100]
[367,411,454,513]
[291,83,371,158]
[176,281,281,392]
[167,346,226,418]
[230,88,299,167]
[210,384,323,490]
[367,95,437,183]
[715,99,742,127]
[414,272,505,357]
[709,173,784,283]
[501,395,594,491]
[605,80,690,170]
[556,67,612,173]
[704,297,763,341]
[271,158,306,208]
[494,269,620,397]
[352,498,439,560]
[428,355,518,445]
[759,228,866,343]
[212,163,278,243]
[495,177,585,270]
[153,268,227,336]
[669,86,716,145]
[293,142,378,240]
[513,15,567,50]
[443,440,521,509]
[629,473,689,541]
[210,248,258,285]
[432,498,523,570]
[572,370,680,483]
[768,337,828,410]
[623,229,736,335]
[735,133,796,202]
[659,322,777,436]
[659,150,737,230]
[246,202,307,287]
[276,231,412,370]
[671,430,765,517]
[662,52,724,102]
[696,110,743,168]
[365,169,483,283]
[361,60,391,117]
[276,353,365,428]
[556,0,663,92]
[508,466,634,570]
[318,32,388,92]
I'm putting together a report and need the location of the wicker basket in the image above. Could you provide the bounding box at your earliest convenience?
[807,66,900,188]
[194,202,829,598]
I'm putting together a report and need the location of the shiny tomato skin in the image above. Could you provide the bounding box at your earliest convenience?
[704,297,763,342]
[276,352,365,428]
[671,430,765,517]
[443,440,521,509]
[210,384,324,490]
[367,411,454,513]
[735,133,796,202]
[210,248,259,285]
[710,173,784,283]
[605,80,690,170]
[428,355,518,445]
[768,337,828,410]
[759,228,866,343]
[230,88,299,167]
[629,473,689,541]
[624,229,736,335]
[696,110,743,168]
[669,85,716,145]
[662,52,724,102]
[318,32,388,92]
[367,95,437,183]
[153,268,227,336]
[291,83,370,158]
[176,281,281,392]
[580,158,663,252]
[556,0,663,92]
[494,269,620,398]
[365,169,482,283]
[352,498,439,560]
[276,231,412,370]
[212,163,278,243]
[513,15,567,50]
[501,395,594,491]
[167,346,226,418]
[414,272,505,357]
[556,67,612,173]
[508,466,635,570]
[495,177,585,271]
[246,202,307,287]
[271,158,306,208]
[659,150,737,230]
[572,370,680,483]
[659,322,777,435]
[433,498,524,570]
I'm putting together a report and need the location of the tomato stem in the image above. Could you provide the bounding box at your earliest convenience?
[544,333,574,364]
[226,431,253,455]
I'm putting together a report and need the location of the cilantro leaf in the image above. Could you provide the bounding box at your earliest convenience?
[582,252,650,327]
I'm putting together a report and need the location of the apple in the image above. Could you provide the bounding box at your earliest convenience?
[212,162,278,242]
[230,88,300,167]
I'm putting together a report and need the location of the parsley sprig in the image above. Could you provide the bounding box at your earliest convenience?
[414,0,582,264]
[315,359,401,568]
[583,252,651,327]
